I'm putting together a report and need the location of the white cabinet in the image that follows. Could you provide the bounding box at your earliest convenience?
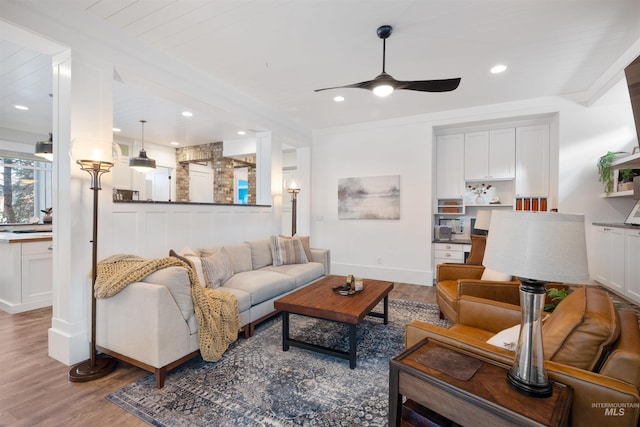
[433,242,471,280]
[593,226,626,294]
[489,128,516,179]
[0,240,53,313]
[625,228,640,302]
[436,134,465,199]
[464,131,489,180]
[21,241,54,304]
[515,124,550,197]
[464,128,515,180]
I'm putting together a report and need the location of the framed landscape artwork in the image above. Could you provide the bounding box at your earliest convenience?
[338,175,400,220]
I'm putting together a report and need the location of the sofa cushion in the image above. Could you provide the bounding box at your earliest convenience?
[262,262,324,287]
[270,235,308,266]
[201,248,234,288]
[246,239,273,270]
[224,270,295,306]
[542,286,620,371]
[142,266,194,325]
[218,286,251,313]
[199,244,253,273]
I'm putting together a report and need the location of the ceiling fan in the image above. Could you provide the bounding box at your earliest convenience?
[315,25,461,97]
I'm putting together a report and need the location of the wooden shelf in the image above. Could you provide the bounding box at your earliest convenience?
[601,190,634,198]
[611,152,640,169]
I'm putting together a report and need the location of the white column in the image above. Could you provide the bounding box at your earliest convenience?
[296,147,311,236]
[49,50,114,365]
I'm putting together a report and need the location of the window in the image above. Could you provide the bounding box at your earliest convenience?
[1,156,52,224]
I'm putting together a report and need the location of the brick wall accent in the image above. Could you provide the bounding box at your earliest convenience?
[175,142,257,204]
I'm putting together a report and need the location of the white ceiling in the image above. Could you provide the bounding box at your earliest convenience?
[2,0,640,148]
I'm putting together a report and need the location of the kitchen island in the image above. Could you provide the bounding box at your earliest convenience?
[0,231,53,313]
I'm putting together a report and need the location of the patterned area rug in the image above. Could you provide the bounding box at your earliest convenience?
[106,299,449,426]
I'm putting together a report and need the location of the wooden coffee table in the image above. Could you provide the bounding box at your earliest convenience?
[273,275,394,368]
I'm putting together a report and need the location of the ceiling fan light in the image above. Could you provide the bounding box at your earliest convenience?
[373,84,394,97]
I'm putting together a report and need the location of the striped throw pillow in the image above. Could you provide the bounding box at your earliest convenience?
[270,235,308,266]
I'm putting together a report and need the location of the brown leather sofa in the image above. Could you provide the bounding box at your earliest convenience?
[406,286,640,427]
[435,263,520,323]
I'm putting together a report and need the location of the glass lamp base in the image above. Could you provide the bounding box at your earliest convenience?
[507,368,552,398]
[68,355,117,382]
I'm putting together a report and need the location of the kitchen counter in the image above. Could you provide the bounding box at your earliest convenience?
[0,232,53,243]
[592,222,640,230]
[433,238,472,245]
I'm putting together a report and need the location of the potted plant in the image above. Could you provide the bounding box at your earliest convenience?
[598,151,625,193]
[618,168,639,192]
[544,287,569,312]
[41,207,53,224]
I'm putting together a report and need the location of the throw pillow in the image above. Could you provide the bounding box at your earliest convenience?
[169,249,195,270]
[200,247,234,288]
[279,234,313,262]
[486,324,520,351]
[481,267,512,282]
[178,248,206,287]
[270,235,308,266]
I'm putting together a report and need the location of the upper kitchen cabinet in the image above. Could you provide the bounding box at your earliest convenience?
[436,134,465,199]
[464,128,515,180]
[515,124,550,197]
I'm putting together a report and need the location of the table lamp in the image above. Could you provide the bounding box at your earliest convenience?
[482,211,589,397]
[474,209,492,233]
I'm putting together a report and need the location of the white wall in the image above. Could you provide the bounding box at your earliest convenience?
[311,86,638,286]
[312,121,433,285]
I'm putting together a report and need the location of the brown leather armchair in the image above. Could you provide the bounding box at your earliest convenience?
[406,287,640,427]
[435,263,520,323]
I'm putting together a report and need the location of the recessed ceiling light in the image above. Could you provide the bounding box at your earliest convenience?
[170,141,179,146]
[237,130,247,135]
[182,111,193,117]
[491,64,507,74]
[333,95,345,102]
[112,127,121,132]
[14,105,29,111]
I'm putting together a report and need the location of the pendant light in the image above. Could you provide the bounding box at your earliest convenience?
[129,120,156,173]
[35,132,53,161]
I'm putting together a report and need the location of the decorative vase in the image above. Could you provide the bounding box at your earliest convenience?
[43,215,53,224]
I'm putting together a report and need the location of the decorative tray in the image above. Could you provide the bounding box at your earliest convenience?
[332,285,362,296]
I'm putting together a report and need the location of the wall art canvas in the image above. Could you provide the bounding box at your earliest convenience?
[338,175,400,220]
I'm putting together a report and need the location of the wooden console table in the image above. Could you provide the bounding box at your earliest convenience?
[389,338,572,427]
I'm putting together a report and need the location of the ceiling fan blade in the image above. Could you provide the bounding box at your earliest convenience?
[396,78,461,92]
[314,80,376,92]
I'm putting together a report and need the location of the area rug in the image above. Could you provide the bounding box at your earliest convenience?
[106,299,450,426]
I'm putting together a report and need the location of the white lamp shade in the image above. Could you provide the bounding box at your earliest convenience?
[483,211,589,283]
[474,210,492,231]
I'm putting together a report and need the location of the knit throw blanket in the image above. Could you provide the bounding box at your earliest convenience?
[94,254,240,361]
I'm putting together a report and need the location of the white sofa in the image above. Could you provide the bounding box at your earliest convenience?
[96,238,330,387]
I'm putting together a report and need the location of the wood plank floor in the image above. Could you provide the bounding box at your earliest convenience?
[0,282,434,426]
